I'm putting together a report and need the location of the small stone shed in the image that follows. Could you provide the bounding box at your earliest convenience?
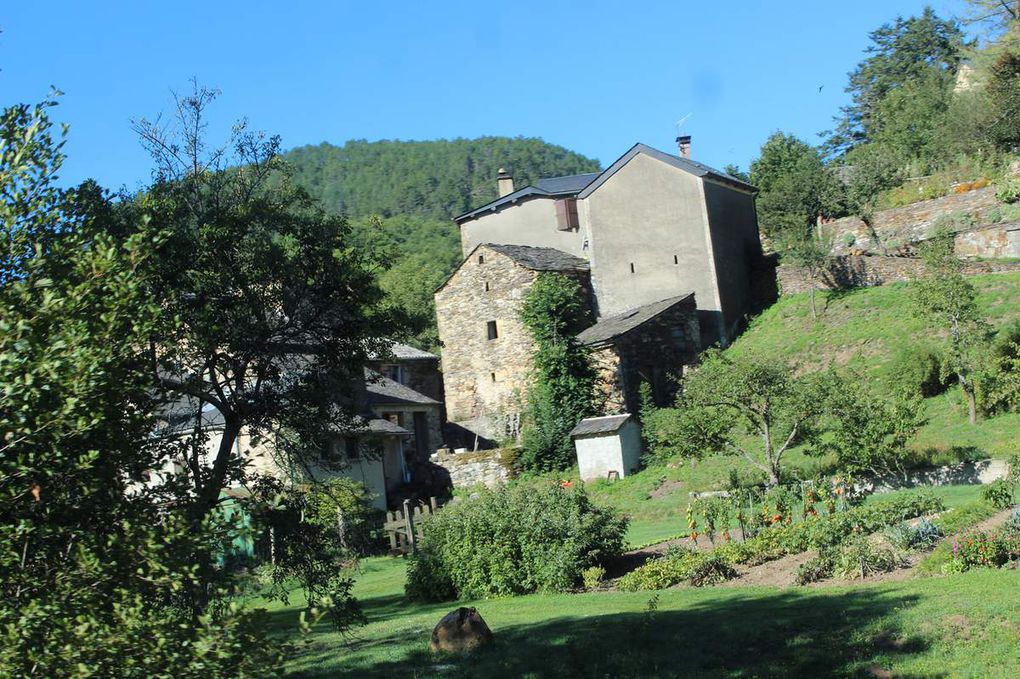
[570,414,643,482]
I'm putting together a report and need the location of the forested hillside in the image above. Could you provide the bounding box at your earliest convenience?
[283,137,601,348]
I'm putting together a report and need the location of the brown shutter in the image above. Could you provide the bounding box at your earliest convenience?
[555,199,569,230]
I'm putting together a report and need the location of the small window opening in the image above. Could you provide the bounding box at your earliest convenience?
[478,254,485,264]
[491,372,497,382]
[484,281,490,292]
[673,254,679,265]
[630,262,635,274]
[487,320,498,340]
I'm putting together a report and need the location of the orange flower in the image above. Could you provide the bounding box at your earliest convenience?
[560,480,573,488]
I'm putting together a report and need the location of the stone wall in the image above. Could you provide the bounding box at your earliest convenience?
[820,186,1001,254]
[777,254,1020,295]
[589,296,700,414]
[429,447,513,489]
[857,459,1011,494]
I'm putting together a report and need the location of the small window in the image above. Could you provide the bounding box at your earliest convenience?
[486,320,498,340]
[673,254,679,265]
[630,262,635,274]
[491,372,497,382]
[478,255,485,264]
[484,281,490,292]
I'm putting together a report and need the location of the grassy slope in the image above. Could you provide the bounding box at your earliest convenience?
[277,553,1020,678]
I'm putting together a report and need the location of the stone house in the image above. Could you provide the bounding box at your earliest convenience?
[454,140,762,347]
[436,139,762,442]
[155,342,445,510]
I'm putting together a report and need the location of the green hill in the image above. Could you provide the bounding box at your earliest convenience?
[282,137,602,348]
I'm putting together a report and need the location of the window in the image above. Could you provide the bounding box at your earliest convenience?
[478,254,485,264]
[673,254,679,265]
[487,320,498,340]
[554,198,580,231]
[491,372,497,382]
[382,363,403,383]
[630,262,635,273]
[484,281,490,292]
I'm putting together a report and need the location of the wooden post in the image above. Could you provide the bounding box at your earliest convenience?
[336,506,346,549]
[403,499,416,552]
[269,526,276,566]
[388,511,398,552]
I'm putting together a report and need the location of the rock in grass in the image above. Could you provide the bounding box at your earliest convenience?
[430,607,493,654]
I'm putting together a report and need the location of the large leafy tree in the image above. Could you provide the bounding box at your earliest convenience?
[912,228,991,425]
[0,98,281,677]
[984,50,1020,151]
[827,8,966,154]
[644,350,833,486]
[133,85,392,529]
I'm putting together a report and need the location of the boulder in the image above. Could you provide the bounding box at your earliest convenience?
[429,607,493,654]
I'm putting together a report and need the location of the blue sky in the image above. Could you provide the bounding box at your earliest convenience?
[2,1,965,192]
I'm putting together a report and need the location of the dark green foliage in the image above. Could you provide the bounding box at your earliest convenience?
[985,50,1020,151]
[519,273,597,471]
[618,550,737,591]
[980,478,1015,509]
[0,98,282,677]
[241,476,369,633]
[887,344,951,398]
[885,518,943,551]
[827,8,966,153]
[284,137,600,220]
[405,482,627,600]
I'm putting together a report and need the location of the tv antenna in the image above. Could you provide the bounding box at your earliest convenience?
[675,113,692,136]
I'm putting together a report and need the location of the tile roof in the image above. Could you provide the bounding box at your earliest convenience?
[369,341,438,361]
[576,294,694,347]
[363,368,440,406]
[484,244,590,272]
[570,414,633,437]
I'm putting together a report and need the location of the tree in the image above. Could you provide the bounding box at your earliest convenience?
[0,97,281,677]
[984,50,1020,151]
[519,273,597,471]
[646,350,832,486]
[749,132,844,246]
[133,84,391,617]
[815,373,925,479]
[827,8,966,154]
[783,232,832,320]
[912,228,991,424]
[962,0,1020,38]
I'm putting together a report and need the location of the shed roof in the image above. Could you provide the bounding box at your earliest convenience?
[369,341,438,361]
[570,414,633,437]
[576,294,694,347]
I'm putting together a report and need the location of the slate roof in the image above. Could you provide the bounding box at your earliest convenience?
[454,144,755,223]
[570,414,632,438]
[369,341,438,362]
[576,294,694,347]
[485,244,590,272]
[364,368,440,406]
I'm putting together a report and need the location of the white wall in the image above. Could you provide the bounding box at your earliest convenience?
[459,197,587,258]
[574,421,642,482]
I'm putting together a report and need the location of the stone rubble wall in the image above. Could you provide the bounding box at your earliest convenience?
[858,459,1011,494]
[429,448,513,489]
[777,254,1020,295]
[820,187,1001,254]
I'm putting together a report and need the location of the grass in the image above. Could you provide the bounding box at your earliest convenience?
[273,554,1020,678]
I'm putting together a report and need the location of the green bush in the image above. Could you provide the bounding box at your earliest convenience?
[981,479,1015,510]
[581,566,606,590]
[618,549,736,592]
[405,482,626,600]
[948,531,1020,571]
[887,345,950,398]
[995,177,1020,204]
[885,518,943,551]
[831,538,903,580]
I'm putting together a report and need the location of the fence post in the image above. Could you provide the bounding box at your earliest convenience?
[403,499,416,552]
[337,506,347,549]
[270,526,276,566]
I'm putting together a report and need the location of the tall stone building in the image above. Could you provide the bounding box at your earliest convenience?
[436,140,765,442]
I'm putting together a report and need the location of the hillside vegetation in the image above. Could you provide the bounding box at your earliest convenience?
[282,137,601,348]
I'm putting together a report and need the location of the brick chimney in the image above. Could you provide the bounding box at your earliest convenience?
[497,168,514,197]
[676,135,691,159]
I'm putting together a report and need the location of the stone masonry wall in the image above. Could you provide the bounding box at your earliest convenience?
[820,186,1000,254]
[777,254,1020,295]
[435,247,539,439]
[429,448,512,489]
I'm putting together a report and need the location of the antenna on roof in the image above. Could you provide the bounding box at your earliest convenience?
[674,114,693,159]
[674,113,692,137]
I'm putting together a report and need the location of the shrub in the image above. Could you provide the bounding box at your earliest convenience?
[995,177,1020,204]
[618,550,735,591]
[582,566,606,590]
[405,482,626,600]
[885,518,943,551]
[797,552,837,585]
[831,538,903,579]
[1003,507,1020,536]
[981,479,1015,510]
[887,345,950,398]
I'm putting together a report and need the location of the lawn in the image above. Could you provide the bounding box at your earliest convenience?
[273,555,1020,678]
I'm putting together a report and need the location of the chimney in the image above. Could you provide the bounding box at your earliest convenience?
[497,168,514,197]
[676,135,691,159]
